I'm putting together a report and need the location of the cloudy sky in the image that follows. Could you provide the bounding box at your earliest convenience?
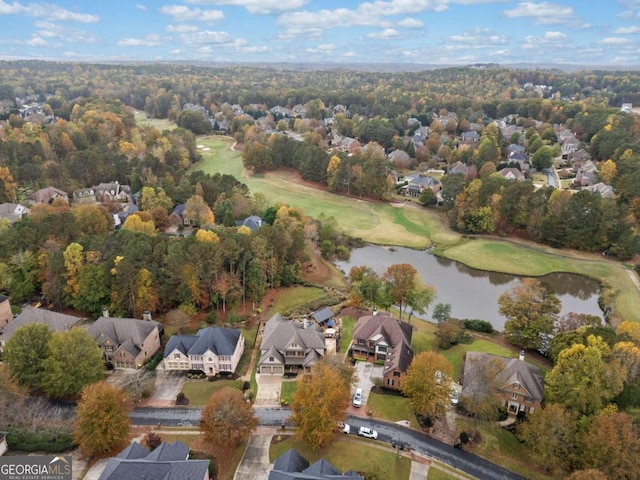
[1,0,639,66]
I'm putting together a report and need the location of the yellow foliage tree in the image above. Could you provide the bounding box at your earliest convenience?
[195,229,220,243]
[599,159,617,184]
[122,214,156,236]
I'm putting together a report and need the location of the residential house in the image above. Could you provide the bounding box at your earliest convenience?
[448,161,469,176]
[269,449,363,480]
[163,327,244,376]
[169,203,188,226]
[584,182,615,199]
[621,103,633,113]
[86,314,162,369]
[400,173,441,198]
[460,130,480,144]
[73,187,97,204]
[292,104,307,118]
[507,144,525,155]
[568,149,591,164]
[0,203,29,223]
[94,181,132,203]
[461,351,544,416]
[0,294,11,331]
[27,186,68,205]
[258,313,326,375]
[99,440,209,480]
[0,308,82,351]
[575,160,598,187]
[0,432,7,456]
[235,215,263,232]
[350,314,413,391]
[407,117,421,128]
[561,135,580,158]
[498,168,525,181]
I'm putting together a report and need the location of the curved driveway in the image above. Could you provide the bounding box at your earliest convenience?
[130,406,529,480]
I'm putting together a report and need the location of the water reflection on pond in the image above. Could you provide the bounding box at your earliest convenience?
[335,245,602,331]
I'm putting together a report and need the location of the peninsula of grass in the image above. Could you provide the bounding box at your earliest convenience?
[269,436,411,479]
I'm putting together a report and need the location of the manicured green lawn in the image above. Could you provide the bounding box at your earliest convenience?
[411,319,438,354]
[455,418,557,479]
[428,466,475,480]
[366,392,419,429]
[133,110,178,130]
[266,286,325,316]
[180,379,242,405]
[269,436,411,479]
[280,380,298,405]
[340,316,355,353]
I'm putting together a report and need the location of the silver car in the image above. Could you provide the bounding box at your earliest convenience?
[358,427,378,440]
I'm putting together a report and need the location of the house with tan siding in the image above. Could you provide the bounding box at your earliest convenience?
[0,295,12,332]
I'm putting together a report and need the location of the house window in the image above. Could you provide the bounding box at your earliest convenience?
[525,396,533,403]
[512,393,518,400]
[208,357,213,362]
[387,378,394,386]
[290,343,298,348]
[174,353,181,359]
[357,339,366,345]
[393,371,401,377]
[105,346,114,352]
[513,383,520,389]
[377,346,388,353]
[269,356,275,362]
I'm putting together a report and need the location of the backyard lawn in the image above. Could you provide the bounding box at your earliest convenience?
[340,316,355,353]
[280,380,298,405]
[270,436,411,479]
[265,286,326,316]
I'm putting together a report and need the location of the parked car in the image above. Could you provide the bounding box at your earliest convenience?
[337,422,350,434]
[358,427,378,440]
[450,389,459,406]
[352,388,363,407]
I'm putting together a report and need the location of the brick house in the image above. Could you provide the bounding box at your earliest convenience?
[0,294,11,331]
[86,314,162,369]
[350,313,413,391]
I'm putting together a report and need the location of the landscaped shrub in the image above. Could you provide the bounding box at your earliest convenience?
[176,392,190,405]
[7,427,76,453]
[144,352,163,371]
[143,431,162,450]
[459,431,469,444]
[462,319,494,333]
[206,311,217,324]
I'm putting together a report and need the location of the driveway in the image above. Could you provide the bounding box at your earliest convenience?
[348,361,383,415]
[147,370,185,407]
[254,374,283,406]
[233,429,274,480]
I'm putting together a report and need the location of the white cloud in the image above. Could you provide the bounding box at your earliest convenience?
[523,31,568,49]
[136,4,148,11]
[277,26,324,40]
[398,17,423,28]
[614,25,640,34]
[33,20,98,43]
[367,28,400,39]
[159,5,224,24]
[26,35,60,47]
[179,30,232,45]
[343,51,356,57]
[304,44,336,54]
[503,1,576,24]
[184,0,308,14]
[166,24,200,33]
[0,0,99,22]
[117,34,167,47]
[542,31,567,41]
[236,44,268,53]
[599,37,633,45]
[447,28,507,46]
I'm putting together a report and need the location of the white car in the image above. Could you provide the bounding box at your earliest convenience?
[450,389,459,406]
[358,427,378,440]
[352,388,363,408]
[338,422,350,434]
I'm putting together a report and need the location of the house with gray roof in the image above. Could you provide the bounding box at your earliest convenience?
[27,186,68,205]
[86,314,162,369]
[584,182,615,199]
[0,308,83,352]
[0,203,29,223]
[258,313,325,375]
[498,168,525,181]
[350,313,413,391]
[399,173,441,198]
[311,307,335,327]
[461,351,544,416]
[99,440,209,480]
[269,449,362,480]
[235,215,263,232]
[164,327,244,376]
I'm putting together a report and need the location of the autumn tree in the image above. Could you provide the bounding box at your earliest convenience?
[577,410,640,480]
[200,387,258,448]
[436,318,464,349]
[498,277,560,351]
[140,186,173,211]
[73,381,131,455]
[122,214,156,235]
[41,327,104,398]
[402,352,453,420]
[599,159,617,184]
[382,263,417,321]
[133,268,158,319]
[432,303,452,323]
[326,155,342,191]
[185,194,214,227]
[518,403,576,473]
[3,323,52,390]
[405,281,436,323]
[544,335,624,416]
[291,360,351,450]
[461,352,506,430]
[0,166,18,203]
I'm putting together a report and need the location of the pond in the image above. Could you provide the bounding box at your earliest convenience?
[335,245,602,331]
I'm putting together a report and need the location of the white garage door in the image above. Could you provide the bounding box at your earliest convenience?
[261,365,283,375]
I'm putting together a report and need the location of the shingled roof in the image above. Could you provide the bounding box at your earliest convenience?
[269,449,363,480]
[99,441,207,480]
[1,308,83,345]
[353,314,414,375]
[87,316,160,358]
[260,314,325,353]
[164,326,241,357]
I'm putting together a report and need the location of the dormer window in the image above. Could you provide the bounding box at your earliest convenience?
[514,383,520,390]
[291,343,298,348]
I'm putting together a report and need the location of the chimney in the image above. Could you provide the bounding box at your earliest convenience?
[303,316,310,329]
[102,308,109,318]
[143,311,152,321]
[519,350,525,361]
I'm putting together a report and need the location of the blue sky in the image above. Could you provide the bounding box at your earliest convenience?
[0,0,639,66]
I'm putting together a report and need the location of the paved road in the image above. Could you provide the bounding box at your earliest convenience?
[130,407,529,479]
